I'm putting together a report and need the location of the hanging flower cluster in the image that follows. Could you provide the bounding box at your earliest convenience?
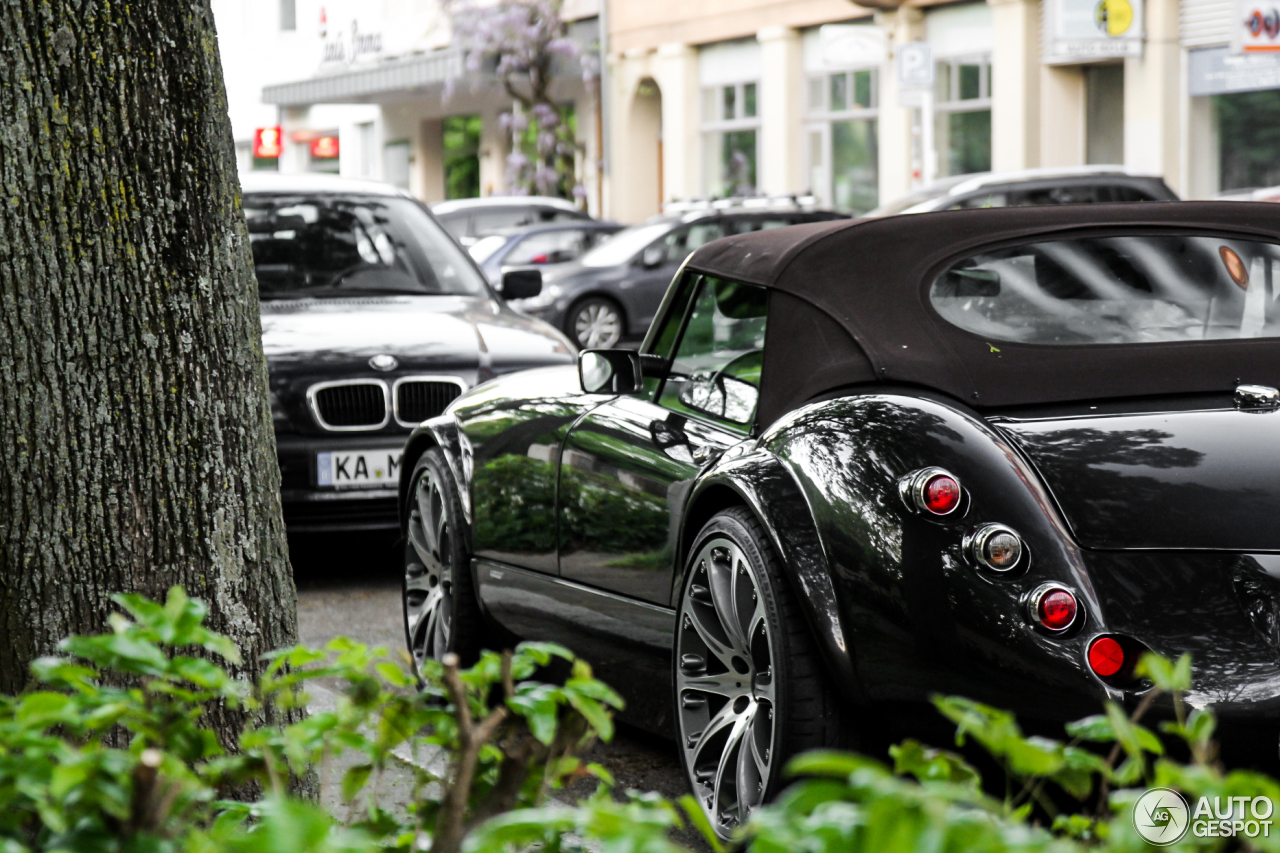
[445,0,596,200]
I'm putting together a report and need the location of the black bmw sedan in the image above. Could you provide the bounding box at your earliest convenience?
[243,174,575,531]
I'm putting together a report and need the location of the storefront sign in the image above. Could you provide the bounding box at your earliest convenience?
[319,5,384,67]
[253,126,283,159]
[1237,1,1280,52]
[1189,45,1280,94]
[1043,0,1144,64]
[310,135,340,159]
[818,25,886,68]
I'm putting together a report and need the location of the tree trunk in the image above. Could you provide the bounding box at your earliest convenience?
[0,0,296,705]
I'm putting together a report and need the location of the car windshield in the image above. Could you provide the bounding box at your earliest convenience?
[245,194,487,298]
[468,235,508,264]
[579,221,674,267]
[930,234,1280,344]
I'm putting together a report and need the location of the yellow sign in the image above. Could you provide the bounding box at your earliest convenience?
[1095,0,1134,36]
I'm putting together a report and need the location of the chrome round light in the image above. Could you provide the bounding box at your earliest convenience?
[966,523,1024,572]
[900,467,963,517]
[1027,583,1081,633]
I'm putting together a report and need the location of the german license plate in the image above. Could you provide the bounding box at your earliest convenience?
[316,449,402,488]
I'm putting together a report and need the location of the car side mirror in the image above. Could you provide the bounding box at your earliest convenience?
[579,349,642,394]
[640,245,666,269]
[499,268,542,300]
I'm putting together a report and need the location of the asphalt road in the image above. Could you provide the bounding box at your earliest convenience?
[289,529,705,847]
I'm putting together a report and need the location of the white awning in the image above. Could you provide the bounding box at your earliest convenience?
[262,49,466,106]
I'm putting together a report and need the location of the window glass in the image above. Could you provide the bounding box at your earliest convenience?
[244,195,487,298]
[726,218,790,235]
[580,221,674,267]
[505,229,590,265]
[437,212,470,240]
[853,70,875,109]
[930,235,1280,345]
[658,277,768,428]
[472,208,536,235]
[468,234,507,263]
[808,77,824,111]
[743,82,758,118]
[830,73,849,112]
[723,86,737,120]
[832,119,878,213]
[958,63,983,100]
[953,192,1008,210]
[657,222,726,264]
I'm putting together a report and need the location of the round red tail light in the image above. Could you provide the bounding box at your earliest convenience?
[1030,584,1078,632]
[1088,636,1125,677]
[922,474,961,515]
[901,468,963,516]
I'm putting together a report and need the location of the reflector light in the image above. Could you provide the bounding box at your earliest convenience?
[967,523,1024,572]
[1036,587,1077,631]
[1088,636,1125,677]
[922,474,961,515]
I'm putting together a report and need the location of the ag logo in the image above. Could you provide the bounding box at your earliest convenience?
[1134,788,1190,845]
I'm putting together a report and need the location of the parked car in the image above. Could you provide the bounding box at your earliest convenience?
[869,165,1178,216]
[431,196,590,247]
[467,220,624,285]
[242,174,574,531]
[399,201,1280,836]
[507,206,848,349]
[1218,185,1280,203]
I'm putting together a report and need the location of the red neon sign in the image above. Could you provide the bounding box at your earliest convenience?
[253,126,283,159]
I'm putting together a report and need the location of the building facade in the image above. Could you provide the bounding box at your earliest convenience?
[212,0,603,211]
[604,0,1280,219]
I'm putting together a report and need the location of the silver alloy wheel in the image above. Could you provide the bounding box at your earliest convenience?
[572,301,622,349]
[404,465,454,669]
[676,536,777,837]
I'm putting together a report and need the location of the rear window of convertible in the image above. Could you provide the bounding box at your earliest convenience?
[930,234,1280,344]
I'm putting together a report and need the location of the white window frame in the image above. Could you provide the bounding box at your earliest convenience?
[701,81,761,196]
[803,67,880,211]
[932,53,992,178]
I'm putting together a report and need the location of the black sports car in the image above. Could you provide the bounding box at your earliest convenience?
[397,201,1280,835]
[243,174,574,531]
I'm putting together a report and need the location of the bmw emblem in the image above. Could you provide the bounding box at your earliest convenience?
[369,354,398,372]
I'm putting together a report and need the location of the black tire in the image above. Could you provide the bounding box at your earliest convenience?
[402,449,484,672]
[565,295,625,349]
[674,506,846,837]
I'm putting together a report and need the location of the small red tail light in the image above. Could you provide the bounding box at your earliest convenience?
[901,467,963,516]
[1088,636,1125,677]
[922,474,961,515]
[1030,584,1078,632]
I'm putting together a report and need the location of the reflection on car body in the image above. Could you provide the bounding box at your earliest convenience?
[398,201,1280,838]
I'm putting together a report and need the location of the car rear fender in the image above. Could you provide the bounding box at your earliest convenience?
[759,391,1111,715]
[398,416,472,535]
[681,452,868,705]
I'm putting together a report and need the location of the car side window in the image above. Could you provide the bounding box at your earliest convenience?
[657,276,768,430]
[726,218,790,234]
[505,230,588,265]
[656,222,725,265]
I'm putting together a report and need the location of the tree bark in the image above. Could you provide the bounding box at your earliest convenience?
[0,0,296,703]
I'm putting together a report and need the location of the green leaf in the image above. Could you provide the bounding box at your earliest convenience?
[341,763,373,803]
[890,739,980,787]
[678,793,726,853]
[1136,652,1192,693]
[785,750,884,780]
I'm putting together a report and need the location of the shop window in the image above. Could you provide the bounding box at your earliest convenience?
[804,69,879,214]
[934,55,991,177]
[1214,89,1280,192]
[702,82,761,197]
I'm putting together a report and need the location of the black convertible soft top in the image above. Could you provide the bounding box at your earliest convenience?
[683,202,1280,426]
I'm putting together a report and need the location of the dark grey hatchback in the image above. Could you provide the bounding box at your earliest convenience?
[508,206,847,348]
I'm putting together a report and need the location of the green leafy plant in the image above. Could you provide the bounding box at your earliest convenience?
[4,588,1279,853]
